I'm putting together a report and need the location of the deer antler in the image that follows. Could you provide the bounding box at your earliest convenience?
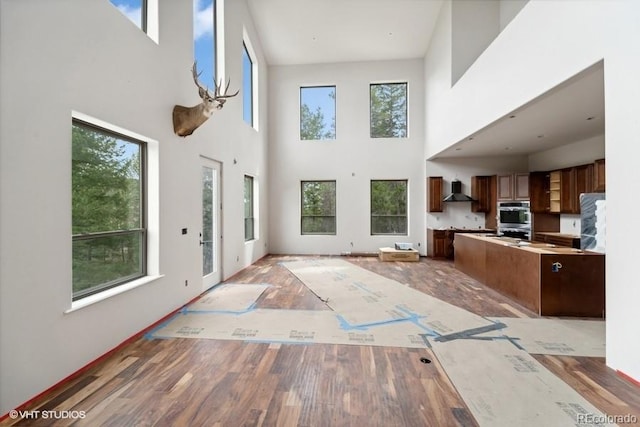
[172,62,240,137]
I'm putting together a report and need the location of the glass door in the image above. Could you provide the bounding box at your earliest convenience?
[201,158,222,290]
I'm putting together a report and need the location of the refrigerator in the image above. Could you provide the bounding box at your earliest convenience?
[580,193,606,253]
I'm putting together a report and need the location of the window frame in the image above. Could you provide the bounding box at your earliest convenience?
[71,119,147,301]
[301,180,337,236]
[369,82,408,139]
[370,179,408,236]
[244,175,255,241]
[299,85,337,141]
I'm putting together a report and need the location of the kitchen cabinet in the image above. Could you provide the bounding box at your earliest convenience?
[514,173,529,200]
[497,174,513,200]
[529,171,550,213]
[427,228,449,258]
[549,170,561,213]
[428,176,443,213]
[560,168,576,213]
[574,163,594,211]
[497,173,529,201]
[533,232,581,248]
[455,234,604,317]
[594,158,605,192]
[471,175,492,213]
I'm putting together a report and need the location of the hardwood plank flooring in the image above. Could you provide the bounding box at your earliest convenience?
[1,255,637,426]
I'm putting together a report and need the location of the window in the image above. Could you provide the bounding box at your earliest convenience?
[72,120,146,300]
[370,180,408,235]
[370,83,408,138]
[244,175,255,241]
[301,181,336,235]
[110,0,147,32]
[193,0,216,88]
[242,41,254,126]
[300,86,336,140]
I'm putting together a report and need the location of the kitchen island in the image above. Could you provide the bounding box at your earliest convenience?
[454,234,605,317]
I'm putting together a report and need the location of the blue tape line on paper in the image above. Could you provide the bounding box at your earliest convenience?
[143,312,184,340]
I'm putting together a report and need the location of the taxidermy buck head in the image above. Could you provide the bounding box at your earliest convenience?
[172,62,239,137]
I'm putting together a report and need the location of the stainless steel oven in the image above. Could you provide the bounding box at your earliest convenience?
[498,201,531,239]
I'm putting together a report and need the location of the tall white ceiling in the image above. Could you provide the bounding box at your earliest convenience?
[247,0,444,65]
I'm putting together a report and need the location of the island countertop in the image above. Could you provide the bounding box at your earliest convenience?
[454,234,605,317]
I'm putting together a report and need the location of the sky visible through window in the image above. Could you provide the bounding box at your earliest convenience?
[193,0,216,91]
[300,86,336,140]
[110,0,143,29]
[243,43,253,126]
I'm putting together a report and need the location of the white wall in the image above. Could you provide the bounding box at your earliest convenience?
[451,0,500,85]
[0,0,268,414]
[268,60,426,255]
[424,0,640,383]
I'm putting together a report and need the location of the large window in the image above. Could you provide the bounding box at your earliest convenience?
[370,83,408,138]
[193,0,216,88]
[301,181,336,235]
[371,180,408,235]
[110,0,147,32]
[72,120,146,300]
[300,86,336,140]
[244,175,255,241]
[242,41,254,127]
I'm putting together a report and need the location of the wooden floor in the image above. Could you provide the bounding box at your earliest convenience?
[2,255,639,426]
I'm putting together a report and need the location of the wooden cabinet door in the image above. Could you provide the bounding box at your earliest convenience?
[428,176,443,212]
[560,168,576,213]
[427,228,447,258]
[514,173,529,200]
[594,158,605,192]
[574,164,594,213]
[497,174,513,200]
[471,176,491,212]
[529,172,550,213]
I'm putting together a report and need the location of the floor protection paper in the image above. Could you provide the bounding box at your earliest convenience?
[150,309,428,348]
[186,283,270,313]
[429,338,615,427]
[482,317,606,357]
[281,258,496,336]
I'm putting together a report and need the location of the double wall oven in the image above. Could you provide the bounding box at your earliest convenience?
[497,201,531,240]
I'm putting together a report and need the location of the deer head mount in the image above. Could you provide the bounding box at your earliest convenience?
[172,62,239,137]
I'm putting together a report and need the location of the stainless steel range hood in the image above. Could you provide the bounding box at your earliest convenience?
[443,180,475,202]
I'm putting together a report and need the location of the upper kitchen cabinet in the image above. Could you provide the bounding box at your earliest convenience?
[428,176,443,213]
[560,167,577,214]
[530,171,551,213]
[574,163,594,210]
[514,173,529,200]
[594,158,605,192]
[471,175,493,213]
[497,173,529,201]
